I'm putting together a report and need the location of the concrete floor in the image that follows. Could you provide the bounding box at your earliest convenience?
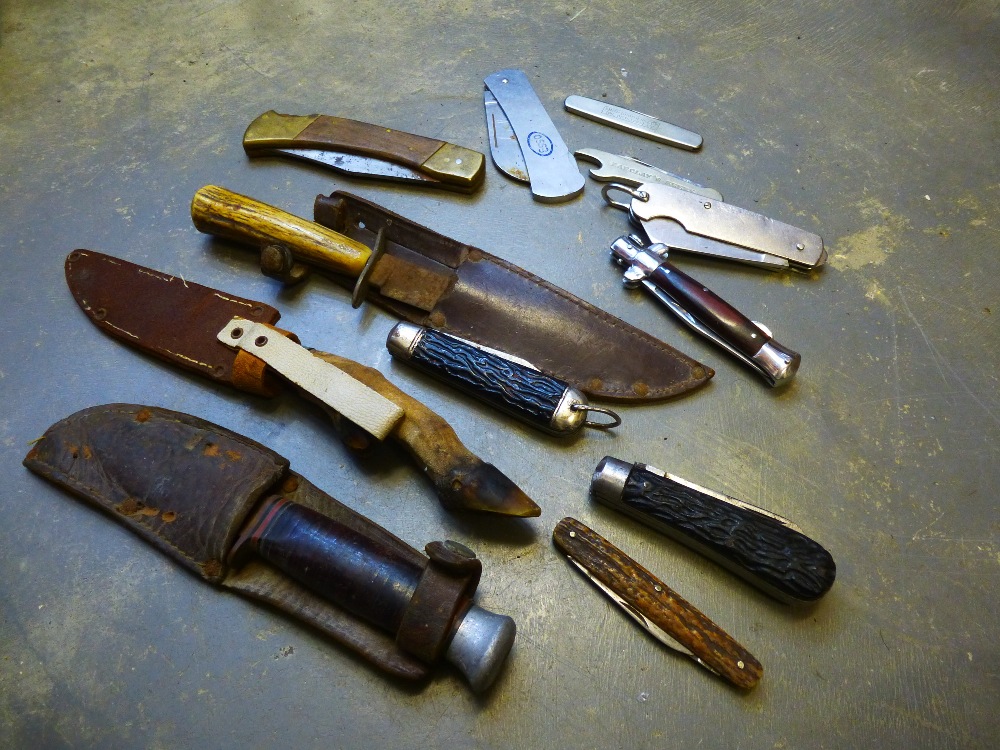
[1,1,998,747]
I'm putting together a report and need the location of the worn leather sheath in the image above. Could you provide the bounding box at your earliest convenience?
[23,403,473,681]
[314,192,713,401]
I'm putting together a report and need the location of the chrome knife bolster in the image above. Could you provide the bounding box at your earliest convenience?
[610,236,800,387]
[387,322,619,436]
[590,457,837,604]
[552,517,762,689]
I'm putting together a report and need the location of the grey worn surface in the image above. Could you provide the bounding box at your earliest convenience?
[1,1,998,747]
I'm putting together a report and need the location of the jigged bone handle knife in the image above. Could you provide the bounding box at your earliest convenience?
[553,517,762,689]
[387,322,621,436]
[65,249,539,518]
[591,457,837,604]
[244,110,485,193]
[25,404,515,692]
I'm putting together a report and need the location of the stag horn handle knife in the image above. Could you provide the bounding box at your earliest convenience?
[591,457,837,603]
[244,110,485,192]
[386,323,621,436]
[553,517,762,690]
[24,404,515,692]
[189,184,713,402]
[64,249,539,518]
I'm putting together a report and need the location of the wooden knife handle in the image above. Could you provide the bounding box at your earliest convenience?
[191,184,370,278]
[243,111,485,188]
[553,517,762,689]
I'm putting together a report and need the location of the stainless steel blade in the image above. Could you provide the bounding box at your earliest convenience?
[631,183,826,269]
[276,148,435,184]
[484,91,528,183]
[639,216,790,269]
[483,69,584,203]
[575,147,723,201]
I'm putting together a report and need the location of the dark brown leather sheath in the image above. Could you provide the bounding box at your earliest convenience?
[23,404,443,680]
[314,192,712,401]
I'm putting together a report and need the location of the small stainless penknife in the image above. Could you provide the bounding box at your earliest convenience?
[591,457,837,604]
[387,323,620,436]
[610,234,801,387]
[553,517,763,690]
[483,69,585,202]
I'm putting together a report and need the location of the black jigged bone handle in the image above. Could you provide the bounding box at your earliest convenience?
[387,322,619,436]
[591,457,836,603]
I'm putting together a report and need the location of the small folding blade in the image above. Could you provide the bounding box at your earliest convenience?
[484,91,529,183]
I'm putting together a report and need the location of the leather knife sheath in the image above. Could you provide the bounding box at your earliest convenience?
[314,192,713,401]
[23,403,481,681]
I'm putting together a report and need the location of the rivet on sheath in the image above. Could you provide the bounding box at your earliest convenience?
[94,308,107,321]
[230,328,243,339]
[254,335,268,347]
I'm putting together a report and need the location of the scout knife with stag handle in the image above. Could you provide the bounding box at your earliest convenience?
[553,517,762,690]
[590,457,837,604]
[611,235,801,387]
[243,110,485,193]
[386,323,621,437]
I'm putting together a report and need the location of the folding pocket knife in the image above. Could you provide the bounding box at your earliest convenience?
[244,110,485,193]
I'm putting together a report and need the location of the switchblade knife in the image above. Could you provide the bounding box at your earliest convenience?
[64,250,540,518]
[243,110,485,193]
[611,234,801,387]
[190,185,714,402]
[25,404,516,692]
[553,517,762,689]
[591,457,837,604]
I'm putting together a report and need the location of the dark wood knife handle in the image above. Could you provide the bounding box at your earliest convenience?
[553,517,762,689]
[244,111,447,168]
[233,497,425,634]
[595,460,836,603]
[388,324,573,434]
[650,261,769,359]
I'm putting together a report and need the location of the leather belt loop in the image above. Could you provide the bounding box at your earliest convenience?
[396,541,483,663]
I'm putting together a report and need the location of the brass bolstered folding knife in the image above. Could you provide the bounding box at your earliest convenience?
[243,110,486,193]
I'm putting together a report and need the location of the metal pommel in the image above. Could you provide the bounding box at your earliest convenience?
[752,339,801,388]
[590,456,633,504]
[445,604,517,693]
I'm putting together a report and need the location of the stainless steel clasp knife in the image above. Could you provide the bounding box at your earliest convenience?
[601,180,827,271]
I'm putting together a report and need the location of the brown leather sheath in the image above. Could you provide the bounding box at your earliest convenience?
[23,404,484,681]
[314,192,713,401]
